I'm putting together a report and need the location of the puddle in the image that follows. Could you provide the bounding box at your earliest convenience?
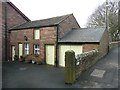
[90,69,106,78]
[19,67,27,71]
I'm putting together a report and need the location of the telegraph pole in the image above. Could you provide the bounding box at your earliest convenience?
[106,0,108,31]
[106,0,111,44]
[118,1,120,32]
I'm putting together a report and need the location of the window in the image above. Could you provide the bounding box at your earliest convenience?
[34,30,40,39]
[34,44,40,54]
[24,43,29,55]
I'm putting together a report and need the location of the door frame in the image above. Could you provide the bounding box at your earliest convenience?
[45,44,55,66]
[11,45,15,61]
[18,43,23,58]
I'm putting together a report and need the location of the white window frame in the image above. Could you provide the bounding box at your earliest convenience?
[24,43,29,55]
[34,29,40,39]
[34,44,40,54]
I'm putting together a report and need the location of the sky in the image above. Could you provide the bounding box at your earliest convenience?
[10,0,106,28]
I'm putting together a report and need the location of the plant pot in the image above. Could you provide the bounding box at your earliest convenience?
[32,60,36,64]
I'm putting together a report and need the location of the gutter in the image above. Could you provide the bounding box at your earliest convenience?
[10,24,58,31]
[58,42,100,44]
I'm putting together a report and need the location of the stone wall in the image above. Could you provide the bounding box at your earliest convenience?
[75,49,99,79]
[64,49,100,84]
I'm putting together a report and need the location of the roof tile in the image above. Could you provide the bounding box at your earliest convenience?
[58,27,106,43]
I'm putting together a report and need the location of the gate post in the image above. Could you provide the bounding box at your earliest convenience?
[64,50,76,84]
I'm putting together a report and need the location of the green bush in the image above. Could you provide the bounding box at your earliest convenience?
[21,54,42,64]
[19,55,25,62]
[33,54,42,65]
[14,55,19,61]
[24,54,32,63]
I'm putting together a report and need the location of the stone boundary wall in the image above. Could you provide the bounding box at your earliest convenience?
[75,49,99,79]
[64,49,100,84]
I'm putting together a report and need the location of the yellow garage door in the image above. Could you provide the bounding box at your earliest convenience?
[59,45,82,67]
[46,45,55,65]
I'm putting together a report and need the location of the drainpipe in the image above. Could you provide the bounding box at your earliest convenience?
[4,2,8,61]
[55,25,59,67]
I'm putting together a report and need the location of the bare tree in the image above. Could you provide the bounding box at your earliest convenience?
[86,0,119,41]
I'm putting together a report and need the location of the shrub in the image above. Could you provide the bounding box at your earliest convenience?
[14,55,19,61]
[24,54,32,63]
[31,57,36,64]
[23,54,41,64]
[31,54,42,65]
[36,59,42,65]
[19,55,25,62]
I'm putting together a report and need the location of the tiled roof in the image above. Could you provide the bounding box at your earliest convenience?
[58,27,106,43]
[10,14,72,30]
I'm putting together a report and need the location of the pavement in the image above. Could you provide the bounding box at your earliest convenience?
[72,46,119,88]
[2,46,119,88]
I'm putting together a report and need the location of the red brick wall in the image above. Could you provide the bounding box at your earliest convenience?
[6,3,29,29]
[0,1,2,62]
[83,44,98,52]
[40,27,57,61]
[98,30,109,57]
[1,2,30,61]
[58,14,80,39]
[10,29,34,57]
[10,26,57,62]
[82,30,109,57]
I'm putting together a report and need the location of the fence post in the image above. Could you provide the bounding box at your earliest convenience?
[64,50,76,84]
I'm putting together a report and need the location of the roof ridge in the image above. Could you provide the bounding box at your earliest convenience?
[56,14,73,24]
[25,14,72,23]
[10,14,73,30]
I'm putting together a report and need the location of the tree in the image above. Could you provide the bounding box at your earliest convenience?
[86,0,119,41]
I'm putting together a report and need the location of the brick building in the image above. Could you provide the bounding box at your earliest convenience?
[10,14,80,66]
[0,1,109,67]
[10,14,109,67]
[58,27,109,67]
[0,1,30,61]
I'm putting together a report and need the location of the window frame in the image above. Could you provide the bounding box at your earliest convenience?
[24,43,29,55]
[34,29,40,40]
[34,44,40,54]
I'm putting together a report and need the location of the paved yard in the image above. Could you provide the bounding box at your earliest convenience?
[2,46,119,88]
[2,62,70,88]
[0,62,2,89]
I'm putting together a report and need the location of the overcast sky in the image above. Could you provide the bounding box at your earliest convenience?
[10,0,106,28]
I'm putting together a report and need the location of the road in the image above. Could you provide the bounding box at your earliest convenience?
[72,46,119,88]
